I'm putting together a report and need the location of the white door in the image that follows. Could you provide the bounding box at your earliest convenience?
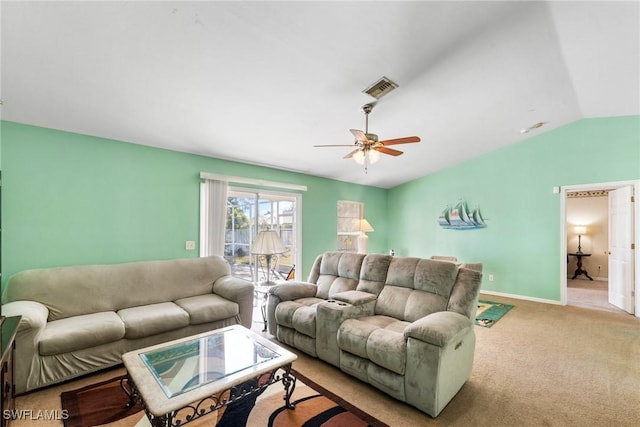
[608,186,635,313]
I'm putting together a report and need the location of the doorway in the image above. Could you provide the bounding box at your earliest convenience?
[560,180,639,317]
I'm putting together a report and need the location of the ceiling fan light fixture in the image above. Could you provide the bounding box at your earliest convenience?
[352,150,365,165]
[352,148,380,165]
[314,99,420,173]
[369,149,380,164]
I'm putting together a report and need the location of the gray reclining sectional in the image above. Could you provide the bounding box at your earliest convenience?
[267,251,482,417]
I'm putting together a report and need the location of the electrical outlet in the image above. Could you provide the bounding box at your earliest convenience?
[488,274,494,281]
[185,241,196,250]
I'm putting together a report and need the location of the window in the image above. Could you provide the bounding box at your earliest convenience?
[337,200,363,252]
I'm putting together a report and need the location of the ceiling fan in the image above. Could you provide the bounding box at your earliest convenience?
[314,102,420,173]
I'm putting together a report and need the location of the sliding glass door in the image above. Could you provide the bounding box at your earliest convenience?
[225,187,299,283]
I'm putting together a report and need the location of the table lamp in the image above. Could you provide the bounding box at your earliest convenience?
[251,229,286,285]
[356,219,374,254]
[574,225,587,254]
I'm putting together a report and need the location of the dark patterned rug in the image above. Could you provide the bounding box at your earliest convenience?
[61,369,388,427]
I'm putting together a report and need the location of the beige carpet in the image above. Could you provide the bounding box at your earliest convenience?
[12,293,640,426]
[567,278,625,313]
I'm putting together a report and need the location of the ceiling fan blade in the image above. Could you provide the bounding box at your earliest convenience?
[343,148,361,159]
[375,146,404,156]
[350,129,368,142]
[378,136,421,146]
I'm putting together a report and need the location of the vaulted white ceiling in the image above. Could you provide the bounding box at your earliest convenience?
[2,1,638,188]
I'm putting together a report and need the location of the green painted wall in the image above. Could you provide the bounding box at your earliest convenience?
[388,116,640,301]
[3,116,638,302]
[1,121,388,285]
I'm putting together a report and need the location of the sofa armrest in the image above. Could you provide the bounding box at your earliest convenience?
[268,282,317,301]
[2,301,49,332]
[212,276,255,328]
[332,290,377,306]
[2,301,50,394]
[404,311,472,347]
[265,282,317,336]
[213,275,254,300]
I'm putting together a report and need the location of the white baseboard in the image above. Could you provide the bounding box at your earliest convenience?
[480,290,562,306]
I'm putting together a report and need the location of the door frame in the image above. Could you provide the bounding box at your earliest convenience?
[559,179,639,317]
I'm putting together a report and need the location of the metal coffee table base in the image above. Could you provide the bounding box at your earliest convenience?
[121,364,297,427]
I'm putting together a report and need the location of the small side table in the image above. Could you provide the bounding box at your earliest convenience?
[568,253,593,280]
[1,316,21,427]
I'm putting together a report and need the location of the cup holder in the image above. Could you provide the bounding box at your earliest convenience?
[337,302,347,306]
[327,300,336,303]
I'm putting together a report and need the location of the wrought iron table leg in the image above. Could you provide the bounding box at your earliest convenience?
[120,376,136,409]
[282,364,297,409]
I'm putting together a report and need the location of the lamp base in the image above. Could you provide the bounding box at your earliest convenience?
[357,233,369,254]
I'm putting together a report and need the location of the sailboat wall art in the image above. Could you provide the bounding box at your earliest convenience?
[439,199,487,230]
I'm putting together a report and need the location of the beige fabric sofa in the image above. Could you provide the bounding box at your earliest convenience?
[2,256,254,394]
[267,251,482,417]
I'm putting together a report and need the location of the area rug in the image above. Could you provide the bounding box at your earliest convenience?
[475,300,514,328]
[61,370,388,427]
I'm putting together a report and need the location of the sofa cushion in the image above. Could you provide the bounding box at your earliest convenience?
[367,327,407,375]
[375,286,412,320]
[413,259,459,295]
[175,294,239,325]
[4,256,230,321]
[315,252,364,299]
[337,315,409,375]
[117,302,189,339]
[404,289,449,322]
[356,254,392,296]
[39,312,125,356]
[386,258,458,294]
[274,297,324,331]
[291,305,318,338]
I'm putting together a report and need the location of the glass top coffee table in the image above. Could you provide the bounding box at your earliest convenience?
[121,325,297,427]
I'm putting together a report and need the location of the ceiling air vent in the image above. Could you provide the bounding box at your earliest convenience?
[362,76,398,99]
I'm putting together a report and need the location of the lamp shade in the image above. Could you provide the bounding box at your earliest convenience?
[251,230,286,255]
[574,225,587,235]
[360,219,374,233]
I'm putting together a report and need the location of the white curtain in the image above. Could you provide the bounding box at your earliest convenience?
[200,178,228,256]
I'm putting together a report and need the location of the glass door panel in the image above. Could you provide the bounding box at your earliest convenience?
[225,188,298,282]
